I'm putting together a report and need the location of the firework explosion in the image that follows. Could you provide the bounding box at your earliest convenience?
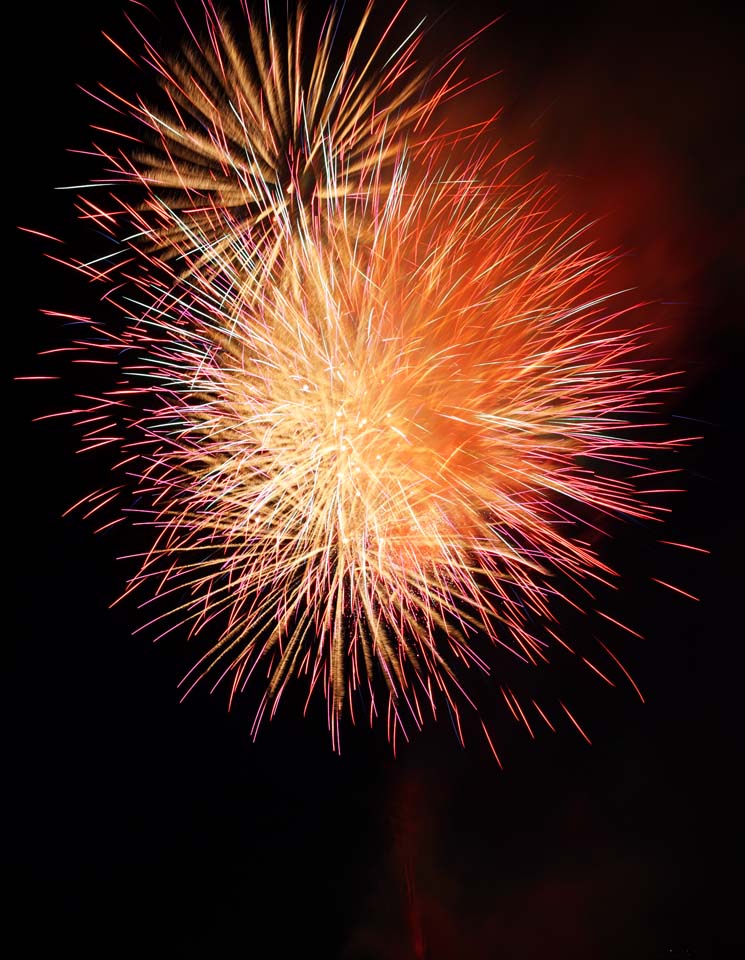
[79,0,470,279]
[42,1,685,753]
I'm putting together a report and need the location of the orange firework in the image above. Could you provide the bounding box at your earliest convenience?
[68,152,678,750]
[45,1,686,753]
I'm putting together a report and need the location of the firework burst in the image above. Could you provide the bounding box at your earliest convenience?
[80,0,469,280]
[40,1,687,753]
[68,147,679,749]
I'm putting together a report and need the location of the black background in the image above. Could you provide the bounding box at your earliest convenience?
[8,1,743,956]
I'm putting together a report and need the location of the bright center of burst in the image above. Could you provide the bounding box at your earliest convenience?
[291,368,479,568]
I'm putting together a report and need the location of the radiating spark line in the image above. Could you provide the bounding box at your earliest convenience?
[531,699,556,732]
[596,639,645,703]
[658,540,709,554]
[480,719,503,767]
[560,702,592,744]
[651,578,700,601]
[18,226,63,243]
[595,610,645,640]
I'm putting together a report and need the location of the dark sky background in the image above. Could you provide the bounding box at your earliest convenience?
[8,1,743,957]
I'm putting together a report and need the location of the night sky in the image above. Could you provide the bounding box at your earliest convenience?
[8,1,743,956]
